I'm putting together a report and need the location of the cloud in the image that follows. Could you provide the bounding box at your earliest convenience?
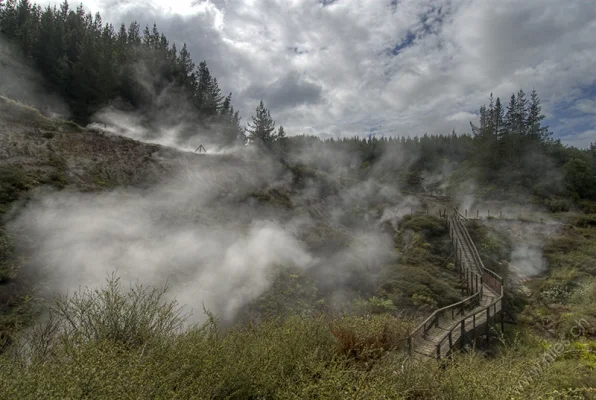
[447,111,476,122]
[574,99,596,115]
[561,129,596,149]
[43,0,596,144]
[244,71,323,111]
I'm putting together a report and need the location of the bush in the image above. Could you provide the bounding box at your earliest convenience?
[400,215,447,239]
[45,274,187,349]
[329,314,411,362]
[0,166,30,214]
[352,296,398,315]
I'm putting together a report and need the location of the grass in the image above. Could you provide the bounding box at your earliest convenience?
[465,219,512,278]
[518,214,596,340]
[0,276,594,399]
[380,215,464,312]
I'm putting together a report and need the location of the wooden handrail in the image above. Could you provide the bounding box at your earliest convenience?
[407,210,505,358]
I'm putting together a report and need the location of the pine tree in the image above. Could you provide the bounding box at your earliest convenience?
[246,100,276,148]
[127,20,141,46]
[220,93,231,115]
[232,110,246,145]
[493,97,504,138]
[177,43,195,88]
[0,1,243,134]
[526,88,549,141]
[0,0,18,37]
[487,93,495,136]
[504,94,516,134]
[217,93,242,146]
[514,89,527,135]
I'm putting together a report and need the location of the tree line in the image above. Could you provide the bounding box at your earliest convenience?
[0,0,283,147]
[283,90,596,205]
[1,1,594,203]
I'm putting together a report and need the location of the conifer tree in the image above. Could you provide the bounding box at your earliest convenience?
[514,89,527,135]
[246,100,276,148]
[493,97,504,138]
[526,88,549,141]
[504,94,516,135]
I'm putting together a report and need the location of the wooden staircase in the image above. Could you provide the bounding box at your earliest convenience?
[407,211,504,359]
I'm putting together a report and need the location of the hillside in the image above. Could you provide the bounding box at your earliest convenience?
[0,97,594,398]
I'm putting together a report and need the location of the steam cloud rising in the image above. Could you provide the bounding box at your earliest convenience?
[9,143,410,324]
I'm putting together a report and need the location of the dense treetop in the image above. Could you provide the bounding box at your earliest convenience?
[0,0,246,146]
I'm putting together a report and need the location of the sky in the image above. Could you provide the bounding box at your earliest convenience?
[45,0,596,148]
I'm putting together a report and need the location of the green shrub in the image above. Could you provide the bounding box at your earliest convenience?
[400,215,447,239]
[45,274,187,349]
[0,166,30,214]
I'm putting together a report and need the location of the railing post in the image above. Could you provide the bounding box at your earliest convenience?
[448,330,453,348]
[501,301,505,333]
[472,314,476,341]
[437,343,441,359]
[459,261,463,281]
[486,307,491,347]
[461,319,465,348]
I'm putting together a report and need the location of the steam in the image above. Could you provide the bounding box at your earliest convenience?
[482,218,562,283]
[8,139,415,324]
[11,176,317,324]
[509,239,546,279]
[88,105,233,153]
[86,54,243,154]
[0,39,69,118]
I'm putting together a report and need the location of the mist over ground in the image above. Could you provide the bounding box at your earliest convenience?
[6,137,423,325]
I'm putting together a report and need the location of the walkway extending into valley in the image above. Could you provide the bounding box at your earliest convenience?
[407,211,504,359]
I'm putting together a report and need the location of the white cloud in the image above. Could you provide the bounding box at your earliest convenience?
[561,129,596,149]
[47,0,596,143]
[574,99,596,114]
[447,111,476,122]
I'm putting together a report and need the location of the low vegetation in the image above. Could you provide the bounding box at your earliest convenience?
[520,213,596,340]
[0,275,594,399]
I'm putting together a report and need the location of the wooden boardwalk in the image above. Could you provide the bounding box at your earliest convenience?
[407,212,504,359]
